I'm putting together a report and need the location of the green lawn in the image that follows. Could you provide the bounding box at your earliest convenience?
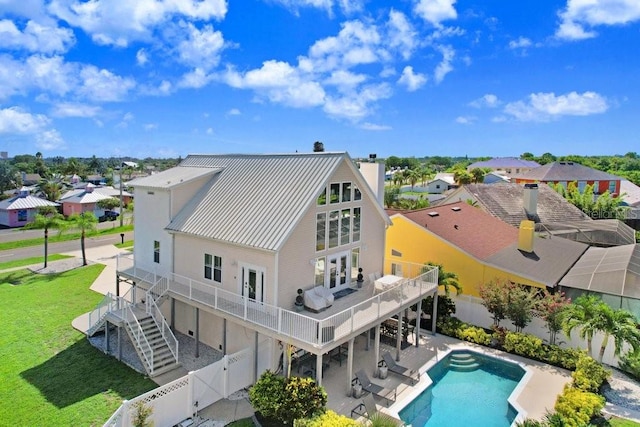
[0,254,72,271]
[0,224,134,251]
[0,265,156,426]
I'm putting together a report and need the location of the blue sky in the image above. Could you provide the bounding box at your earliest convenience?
[1,0,639,160]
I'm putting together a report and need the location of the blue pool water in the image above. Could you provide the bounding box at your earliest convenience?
[399,350,525,427]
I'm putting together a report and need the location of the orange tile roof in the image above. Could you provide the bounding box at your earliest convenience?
[392,201,519,260]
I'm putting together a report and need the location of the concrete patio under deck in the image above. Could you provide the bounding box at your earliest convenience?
[199,333,573,424]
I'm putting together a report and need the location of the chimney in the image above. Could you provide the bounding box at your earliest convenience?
[518,220,535,253]
[523,183,538,217]
[85,183,95,193]
[359,157,385,206]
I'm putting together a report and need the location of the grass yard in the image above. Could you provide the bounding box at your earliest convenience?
[0,265,156,426]
[0,224,134,251]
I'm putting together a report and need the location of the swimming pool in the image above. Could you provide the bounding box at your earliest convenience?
[398,350,526,427]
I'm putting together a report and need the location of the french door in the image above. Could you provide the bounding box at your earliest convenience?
[241,264,265,303]
[327,251,349,290]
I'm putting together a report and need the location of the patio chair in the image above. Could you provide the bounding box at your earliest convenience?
[354,369,397,406]
[382,352,420,384]
[351,393,405,426]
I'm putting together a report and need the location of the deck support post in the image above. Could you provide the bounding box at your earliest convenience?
[118,326,122,361]
[222,318,227,355]
[431,291,438,335]
[346,337,355,396]
[105,321,110,353]
[416,299,422,347]
[395,310,402,361]
[195,307,200,358]
[254,332,259,383]
[170,298,175,330]
[374,324,381,376]
[315,352,323,387]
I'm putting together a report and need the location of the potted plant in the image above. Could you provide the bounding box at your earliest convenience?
[295,288,304,312]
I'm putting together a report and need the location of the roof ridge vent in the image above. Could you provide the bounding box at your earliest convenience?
[428,211,439,217]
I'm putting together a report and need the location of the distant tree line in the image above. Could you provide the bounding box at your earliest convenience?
[0,152,180,195]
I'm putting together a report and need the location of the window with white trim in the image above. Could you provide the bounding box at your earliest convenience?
[153,241,160,263]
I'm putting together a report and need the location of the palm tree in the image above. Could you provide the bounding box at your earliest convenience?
[26,206,64,268]
[453,169,472,185]
[67,212,98,266]
[37,174,70,202]
[469,167,485,183]
[596,306,640,363]
[562,294,607,357]
[423,262,462,296]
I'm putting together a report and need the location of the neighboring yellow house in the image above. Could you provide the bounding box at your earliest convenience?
[385,201,589,297]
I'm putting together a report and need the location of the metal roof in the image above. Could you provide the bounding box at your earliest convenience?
[0,195,59,210]
[166,152,384,251]
[468,157,540,169]
[560,244,640,298]
[128,167,219,189]
[58,190,115,204]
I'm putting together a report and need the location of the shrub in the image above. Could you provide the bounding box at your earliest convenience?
[554,386,604,427]
[541,345,583,371]
[283,376,327,424]
[293,410,357,427]
[503,332,544,360]
[458,326,492,345]
[249,371,287,421]
[619,349,640,381]
[131,401,154,427]
[491,325,508,348]
[370,413,403,427]
[572,355,610,393]
[438,316,464,337]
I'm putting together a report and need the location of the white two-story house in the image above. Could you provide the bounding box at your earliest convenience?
[90,152,438,393]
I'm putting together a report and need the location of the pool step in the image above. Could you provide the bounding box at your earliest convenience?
[448,353,480,371]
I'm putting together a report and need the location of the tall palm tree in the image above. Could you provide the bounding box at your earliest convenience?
[423,262,462,296]
[37,174,70,202]
[26,206,64,268]
[67,212,98,266]
[562,294,607,357]
[596,306,640,363]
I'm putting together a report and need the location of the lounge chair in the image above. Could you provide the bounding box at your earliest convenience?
[382,352,420,384]
[354,369,397,406]
[351,393,405,425]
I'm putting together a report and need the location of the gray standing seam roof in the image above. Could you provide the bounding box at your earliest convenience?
[165,153,359,251]
[128,166,219,189]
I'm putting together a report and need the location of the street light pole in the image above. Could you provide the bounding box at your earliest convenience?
[119,165,124,228]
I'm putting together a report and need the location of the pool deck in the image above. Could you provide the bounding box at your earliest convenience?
[199,332,572,424]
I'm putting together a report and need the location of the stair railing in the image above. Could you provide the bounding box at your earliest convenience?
[147,296,179,363]
[87,293,118,335]
[123,305,154,375]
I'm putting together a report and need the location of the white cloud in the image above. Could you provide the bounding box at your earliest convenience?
[48,0,228,46]
[360,122,391,130]
[136,48,149,66]
[226,108,241,116]
[0,19,75,53]
[51,102,101,118]
[556,0,640,41]
[78,65,136,102]
[179,68,212,89]
[397,66,427,91]
[0,106,50,133]
[268,0,363,15]
[0,106,65,150]
[469,93,500,108]
[324,70,367,91]
[144,123,157,131]
[503,91,609,121]
[455,115,476,124]
[414,0,457,27]
[433,45,454,83]
[36,128,65,150]
[323,83,392,119]
[174,22,225,70]
[508,36,532,49]
[206,127,213,134]
[387,10,417,60]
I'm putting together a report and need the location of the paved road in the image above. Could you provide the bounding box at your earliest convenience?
[0,230,134,262]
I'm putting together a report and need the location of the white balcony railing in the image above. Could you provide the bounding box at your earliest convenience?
[117,254,439,349]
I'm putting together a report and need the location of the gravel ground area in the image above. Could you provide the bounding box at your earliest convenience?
[603,368,640,413]
[89,327,222,375]
[28,257,89,274]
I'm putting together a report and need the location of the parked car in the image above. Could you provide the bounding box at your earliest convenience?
[99,211,119,222]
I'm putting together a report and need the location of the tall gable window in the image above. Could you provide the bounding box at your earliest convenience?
[315,181,363,252]
[609,180,617,193]
[153,241,160,263]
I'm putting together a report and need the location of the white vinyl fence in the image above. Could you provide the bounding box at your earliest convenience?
[104,339,271,427]
[453,294,629,367]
